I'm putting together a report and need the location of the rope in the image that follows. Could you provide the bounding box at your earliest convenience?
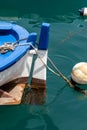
[0,41,60,75]
[0,40,87,95]
[27,43,60,77]
[0,42,15,54]
[47,56,87,95]
[26,43,87,95]
[0,37,28,54]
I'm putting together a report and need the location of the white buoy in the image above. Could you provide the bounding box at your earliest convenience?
[79,7,87,16]
[71,62,87,84]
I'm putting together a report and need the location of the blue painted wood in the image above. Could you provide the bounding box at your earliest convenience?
[0,22,50,71]
[38,23,50,50]
[0,22,37,71]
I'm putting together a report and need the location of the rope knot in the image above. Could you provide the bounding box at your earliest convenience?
[0,42,15,54]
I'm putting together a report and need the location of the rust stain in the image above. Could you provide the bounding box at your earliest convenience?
[31,78,46,89]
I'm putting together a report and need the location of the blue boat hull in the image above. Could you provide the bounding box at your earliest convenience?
[0,22,30,71]
[0,22,50,105]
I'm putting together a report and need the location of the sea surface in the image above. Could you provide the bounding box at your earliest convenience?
[0,0,87,130]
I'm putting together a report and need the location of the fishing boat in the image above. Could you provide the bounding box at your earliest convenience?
[0,22,50,105]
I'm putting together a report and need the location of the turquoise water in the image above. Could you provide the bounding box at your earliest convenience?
[1,0,87,130]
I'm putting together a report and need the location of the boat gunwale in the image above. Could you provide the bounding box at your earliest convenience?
[0,22,30,72]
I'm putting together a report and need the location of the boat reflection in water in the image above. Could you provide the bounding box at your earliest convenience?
[22,84,46,105]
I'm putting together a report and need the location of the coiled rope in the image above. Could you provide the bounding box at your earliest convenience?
[0,40,87,95]
[0,37,28,54]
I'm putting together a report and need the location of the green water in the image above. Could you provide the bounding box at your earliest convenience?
[1,0,87,130]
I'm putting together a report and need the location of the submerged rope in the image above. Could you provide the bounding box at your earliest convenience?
[50,24,87,51]
[47,57,87,95]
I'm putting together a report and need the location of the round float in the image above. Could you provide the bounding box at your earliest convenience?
[71,62,87,84]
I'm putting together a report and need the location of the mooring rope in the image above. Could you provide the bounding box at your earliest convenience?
[27,43,87,95]
[47,57,87,94]
[0,40,87,95]
[27,43,60,77]
[0,41,61,77]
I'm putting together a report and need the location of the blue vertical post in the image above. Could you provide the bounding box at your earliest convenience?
[38,23,50,50]
[27,33,37,49]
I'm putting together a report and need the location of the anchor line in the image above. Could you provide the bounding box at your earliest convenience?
[0,40,87,95]
[24,42,87,95]
[47,56,87,94]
